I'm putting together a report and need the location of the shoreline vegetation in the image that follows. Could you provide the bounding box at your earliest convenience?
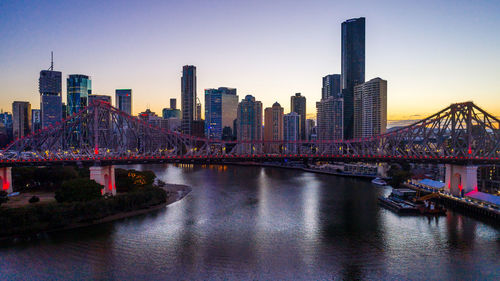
[0,167,191,241]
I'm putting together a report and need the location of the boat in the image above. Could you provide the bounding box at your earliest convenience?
[371,177,388,186]
[378,189,420,214]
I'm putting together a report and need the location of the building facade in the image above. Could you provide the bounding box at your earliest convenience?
[88,94,112,104]
[115,89,132,115]
[204,87,238,139]
[322,74,341,100]
[12,101,31,139]
[181,65,196,135]
[237,95,262,142]
[291,93,306,140]
[31,109,41,133]
[264,102,284,141]
[67,74,91,116]
[341,17,365,140]
[283,112,300,153]
[353,77,387,138]
[39,69,62,128]
[316,95,344,140]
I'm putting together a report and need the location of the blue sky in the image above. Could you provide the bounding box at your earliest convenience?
[1,0,499,120]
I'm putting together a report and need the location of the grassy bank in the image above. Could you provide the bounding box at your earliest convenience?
[0,186,167,238]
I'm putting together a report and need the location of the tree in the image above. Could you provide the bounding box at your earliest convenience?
[388,164,412,188]
[55,178,103,203]
[0,191,8,207]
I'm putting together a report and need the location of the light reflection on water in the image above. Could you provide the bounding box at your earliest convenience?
[1,164,499,280]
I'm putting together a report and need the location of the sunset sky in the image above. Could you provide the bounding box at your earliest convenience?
[1,0,499,123]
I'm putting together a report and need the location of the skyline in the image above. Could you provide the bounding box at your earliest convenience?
[1,0,500,123]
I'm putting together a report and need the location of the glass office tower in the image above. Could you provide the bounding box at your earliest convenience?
[67,75,91,116]
[115,89,132,115]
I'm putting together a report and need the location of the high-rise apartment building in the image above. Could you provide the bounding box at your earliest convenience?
[353,77,387,138]
[115,89,132,115]
[39,63,62,129]
[181,65,196,134]
[204,87,238,139]
[237,95,262,141]
[264,102,284,141]
[31,109,41,133]
[290,93,306,140]
[305,119,315,141]
[12,101,31,139]
[322,74,341,100]
[316,95,344,140]
[196,98,202,121]
[284,112,300,153]
[341,17,365,139]
[67,74,91,116]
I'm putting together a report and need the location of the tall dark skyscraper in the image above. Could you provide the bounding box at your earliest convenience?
[181,65,196,135]
[341,17,365,140]
[39,54,62,129]
[322,74,341,100]
[291,93,306,140]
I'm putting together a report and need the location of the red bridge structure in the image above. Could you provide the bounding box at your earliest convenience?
[1,101,499,196]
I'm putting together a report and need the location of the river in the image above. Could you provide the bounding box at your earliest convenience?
[1,164,499,280]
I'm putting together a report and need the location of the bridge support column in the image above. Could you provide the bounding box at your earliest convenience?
[0,167,12,194]
[445,164,477,196]
[90,165,116,196]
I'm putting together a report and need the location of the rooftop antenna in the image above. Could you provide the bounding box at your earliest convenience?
[49,51,54,71]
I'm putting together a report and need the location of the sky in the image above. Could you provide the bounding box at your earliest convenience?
[1,0,499,124]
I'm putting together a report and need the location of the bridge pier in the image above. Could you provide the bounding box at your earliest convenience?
[0,167,12,194]
[445,164,477,196]
[90,165,116,196]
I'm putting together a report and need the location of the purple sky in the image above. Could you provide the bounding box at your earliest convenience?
[1,0,499,120]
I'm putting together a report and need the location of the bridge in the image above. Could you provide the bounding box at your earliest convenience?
[0,101,499,197]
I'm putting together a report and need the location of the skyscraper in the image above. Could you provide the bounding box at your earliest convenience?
[204,87,238,140]
[115,89,132,115]
[353,77,387,138]
[31,109,41,133]
[341,17,365,140]
[39,56,62,128]
[12,101,31,139]
[290,93,306,140]
[88,94,112,104]
[237,95,262,142]
[283,112,300,153]
[264,102,284,142]
[316,95,344,141]
[170,98,177,109]
[181,65,196,134]
[322,74,341,100]
[67,74,91,116]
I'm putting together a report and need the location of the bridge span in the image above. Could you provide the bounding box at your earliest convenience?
[0,101,498,196]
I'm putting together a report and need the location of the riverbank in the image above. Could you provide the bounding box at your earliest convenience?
[230,162,377,179]
[0,184,191,241]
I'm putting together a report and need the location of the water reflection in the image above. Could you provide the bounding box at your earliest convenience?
[0,164,498,280]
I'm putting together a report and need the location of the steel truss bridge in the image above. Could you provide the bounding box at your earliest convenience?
[0,100,498,167]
